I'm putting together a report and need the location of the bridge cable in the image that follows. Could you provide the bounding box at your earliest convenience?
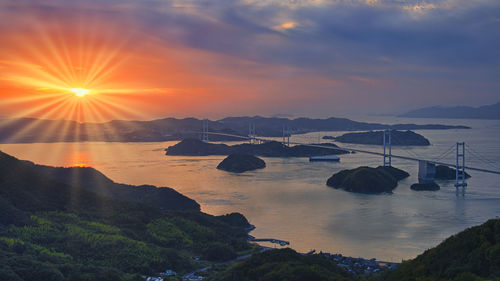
[465,144,500,170]
[432,144,457,162]
[465,145,500,171]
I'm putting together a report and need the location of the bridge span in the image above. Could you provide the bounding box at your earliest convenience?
[200,130,500,176]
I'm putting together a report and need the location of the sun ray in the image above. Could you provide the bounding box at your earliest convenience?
[6,96,73,142]
[0,92,65,105]
[8,94,70,120]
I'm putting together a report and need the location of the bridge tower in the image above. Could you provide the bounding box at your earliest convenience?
[282,125,290,147]
[249,122,256,144]
[201,119,209,142]
[455,142,467,189]
[383,129,392,167]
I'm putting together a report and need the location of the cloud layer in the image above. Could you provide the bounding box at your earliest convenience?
[0,0,499,120]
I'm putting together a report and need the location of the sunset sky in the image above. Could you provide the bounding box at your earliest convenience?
[0,0,499,122]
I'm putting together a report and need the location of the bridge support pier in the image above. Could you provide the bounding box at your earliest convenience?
[418,161,436,183]
[383,130,392,167]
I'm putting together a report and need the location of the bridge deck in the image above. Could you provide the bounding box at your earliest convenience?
[202,131,500,175]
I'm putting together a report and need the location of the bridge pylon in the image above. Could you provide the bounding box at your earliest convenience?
[455,142,467,190]
[282,125,290,147]
[249,122,256,144]
[383,129,392,167]
[201,119,209,142]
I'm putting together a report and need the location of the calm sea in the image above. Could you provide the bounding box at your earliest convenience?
[1,116,500,261]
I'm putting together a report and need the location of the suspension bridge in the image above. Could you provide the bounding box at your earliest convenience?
[199,119,500,190]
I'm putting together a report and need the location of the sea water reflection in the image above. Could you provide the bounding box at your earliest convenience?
[1,117,499,261]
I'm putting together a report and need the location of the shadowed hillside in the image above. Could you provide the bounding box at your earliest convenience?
[0,151,250,280]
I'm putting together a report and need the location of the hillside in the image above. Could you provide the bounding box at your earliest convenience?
[0,151,251,280]
[383,219,500,280]
[208,219,500,281]
[400,102,500,120]
[0,151,199,211]
[0,116,468,143]
[208,248,355,281]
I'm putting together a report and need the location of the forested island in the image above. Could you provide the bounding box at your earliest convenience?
[324,130,431,146]
[165,139,348,157]
[0,116,468,143]
[326,166,410,193]
[217,154,266,173]
[435,165,472,180]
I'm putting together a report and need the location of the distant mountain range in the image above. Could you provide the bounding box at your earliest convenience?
[0,116,469,143]
[400,102,500,120]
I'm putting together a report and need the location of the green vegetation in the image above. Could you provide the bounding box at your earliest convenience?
[208,248,355,281]
[0,151,250,280]
[205,220,500,281]
[2,150,500,281]
[381,219,500,281]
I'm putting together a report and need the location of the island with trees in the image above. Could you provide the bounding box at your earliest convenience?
[217,154,266,173]
[166,139,348,157]
[326,166,410,193]
[323,130,431,146]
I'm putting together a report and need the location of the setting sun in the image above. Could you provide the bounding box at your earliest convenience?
[70,88,90,97]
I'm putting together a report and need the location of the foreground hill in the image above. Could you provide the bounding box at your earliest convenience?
[383,218,500,280]
[207,219,500,281]
[0,116,468,143]
[400,102,500,120]
[0,151,251,280]
[0,151,199,211]
[208,248,355,281]
[166,139,348,157]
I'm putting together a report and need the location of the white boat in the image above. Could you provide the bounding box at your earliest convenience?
[309,155,340,162]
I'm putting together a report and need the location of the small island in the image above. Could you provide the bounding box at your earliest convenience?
[323,130,430,146]
[411,182,440,191]
[326,166,409,194]
[166,139,348,157]
[217,154,266,173]
[435,165,471,180]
